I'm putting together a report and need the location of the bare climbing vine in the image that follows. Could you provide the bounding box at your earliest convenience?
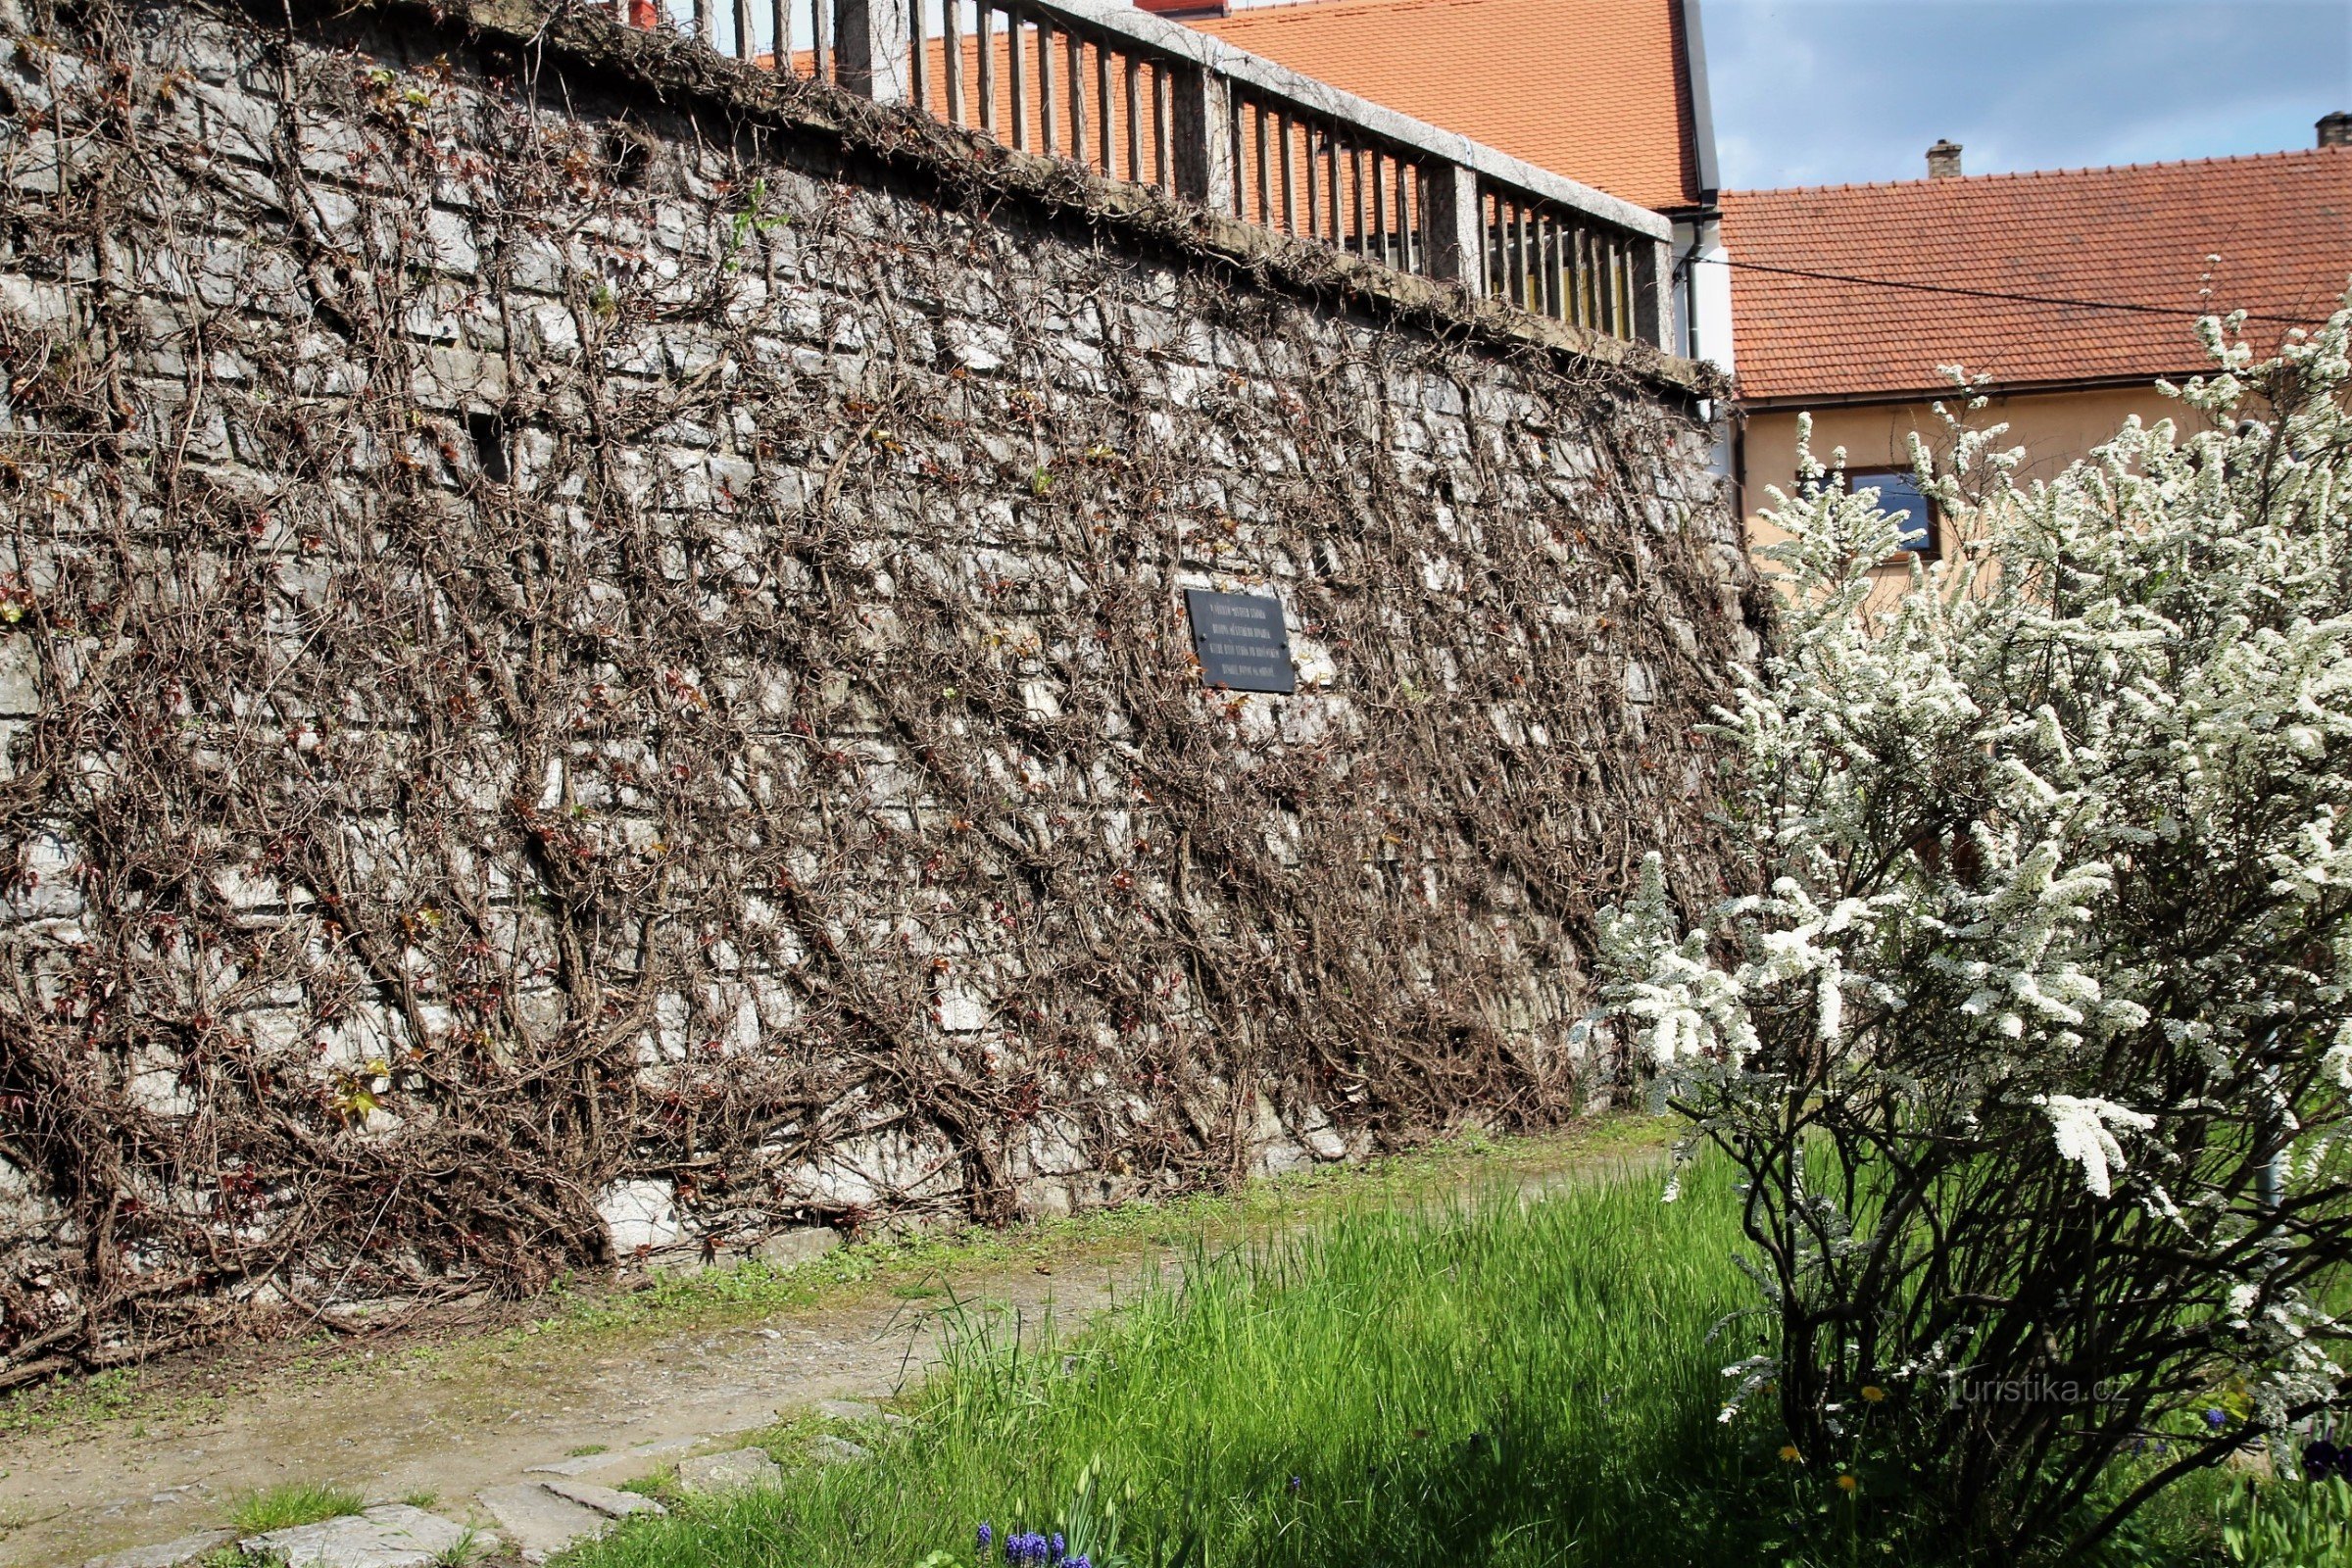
[0,0,1763,1383]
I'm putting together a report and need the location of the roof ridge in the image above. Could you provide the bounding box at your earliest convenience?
[1216,0,1550,26]
[1223,0,1481,15]
[1729,142,2346,200]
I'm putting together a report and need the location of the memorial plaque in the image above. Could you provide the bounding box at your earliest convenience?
[1184,589,1296,694]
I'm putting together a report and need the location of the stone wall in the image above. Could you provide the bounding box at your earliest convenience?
[0,0,1758,1377]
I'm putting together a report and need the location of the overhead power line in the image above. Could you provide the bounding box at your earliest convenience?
[1689,254,2325,328]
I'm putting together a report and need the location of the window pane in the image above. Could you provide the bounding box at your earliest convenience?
[1856,470,1933,553]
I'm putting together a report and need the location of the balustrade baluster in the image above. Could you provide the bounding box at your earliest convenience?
[1007,7,1026,149]
[1096,42,1112,171]
[1066,28,1084,162]
[1252,105,1270,225]
[1277,114,1295,234]
[1369,149,1389,267]
[1581,227,1598,328]
[1486,190,1503,295]
[1348,143,1365,254]
[1302,122,1320,237]
[1125,56,1142,181]
[769,0,788,71]
[1383,156,1401,272]
[909,0,928,114]
[978,3,996,131]
[694,0,713,45]
[1152,64,1169,188]
[1507,197,1524,299]
[1325,130,1342,239]
[1536,216,1555,317]
[943,0,963,124]
[811,0,829,83]
[1227,96,1245,217]
[1038,19,1054,156]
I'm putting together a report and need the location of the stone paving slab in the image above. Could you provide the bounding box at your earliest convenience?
[538,1478,664,1519]
[522,1422,764,1477]
[78,1530,233,1568]
[475,1484,612,1565]
[238,1504,488,1568]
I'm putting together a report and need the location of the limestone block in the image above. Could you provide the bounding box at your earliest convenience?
[0,634,38,715]
[238,1504,488,1568]
[599,1177,686,1255]
[753,1224,842,1269]
[475,1484,610,1564]
[539,1478,664,1519]
[1297,1103,1348,1162]
[77,1530,234,1568]
[190,79,278,163]
[0,271,69,327]
[9,829,81,920]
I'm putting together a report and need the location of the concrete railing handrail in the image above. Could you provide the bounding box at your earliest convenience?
[995,0,1668,244]
[636,0,1674,346]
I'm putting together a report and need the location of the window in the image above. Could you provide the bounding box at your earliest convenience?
[1847,467,1937,556]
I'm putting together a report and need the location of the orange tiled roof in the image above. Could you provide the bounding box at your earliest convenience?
[1720,148,2352,406]
[1192,0,1703,213]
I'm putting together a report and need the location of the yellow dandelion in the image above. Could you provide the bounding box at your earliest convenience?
[1860,1386,1887,1403]
[1779,1445,1802,1463]
[1838,1474,1860,1493]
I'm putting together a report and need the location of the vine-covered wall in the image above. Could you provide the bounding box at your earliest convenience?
[0,0,1758,1380]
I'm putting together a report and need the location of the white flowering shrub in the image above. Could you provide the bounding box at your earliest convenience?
[1600,300,2352,1558]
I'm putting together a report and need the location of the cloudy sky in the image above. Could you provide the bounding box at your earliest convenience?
[1701,0,2352,190]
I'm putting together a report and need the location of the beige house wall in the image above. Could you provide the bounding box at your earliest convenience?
[1738,383,2226,595]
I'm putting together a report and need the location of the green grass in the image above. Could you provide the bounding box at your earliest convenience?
[507,1119,1678,1348]
[2214,1474,2352,1567]
[568,1159,1775,1568]
[224,1481,366,1534]
[0,1120,1671,1445]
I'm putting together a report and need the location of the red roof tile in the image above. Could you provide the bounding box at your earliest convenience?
[1720,148,2352,406]
[1193,0,1703,212]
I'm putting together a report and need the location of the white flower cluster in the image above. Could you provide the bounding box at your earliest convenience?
[1600,291,2352,1450]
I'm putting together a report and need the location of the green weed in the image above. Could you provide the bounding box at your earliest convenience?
[225,1482,366,1534]
[429,1525,487,1566]
[2218,1475,2352,1567]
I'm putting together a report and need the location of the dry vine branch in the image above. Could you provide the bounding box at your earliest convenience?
[0,0,1759,1379]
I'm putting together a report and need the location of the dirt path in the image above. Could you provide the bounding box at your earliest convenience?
[0,1131,1670,1566]
[1,1252,1155,1567]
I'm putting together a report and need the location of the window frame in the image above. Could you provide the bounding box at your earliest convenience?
[1843,466,1940,559]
